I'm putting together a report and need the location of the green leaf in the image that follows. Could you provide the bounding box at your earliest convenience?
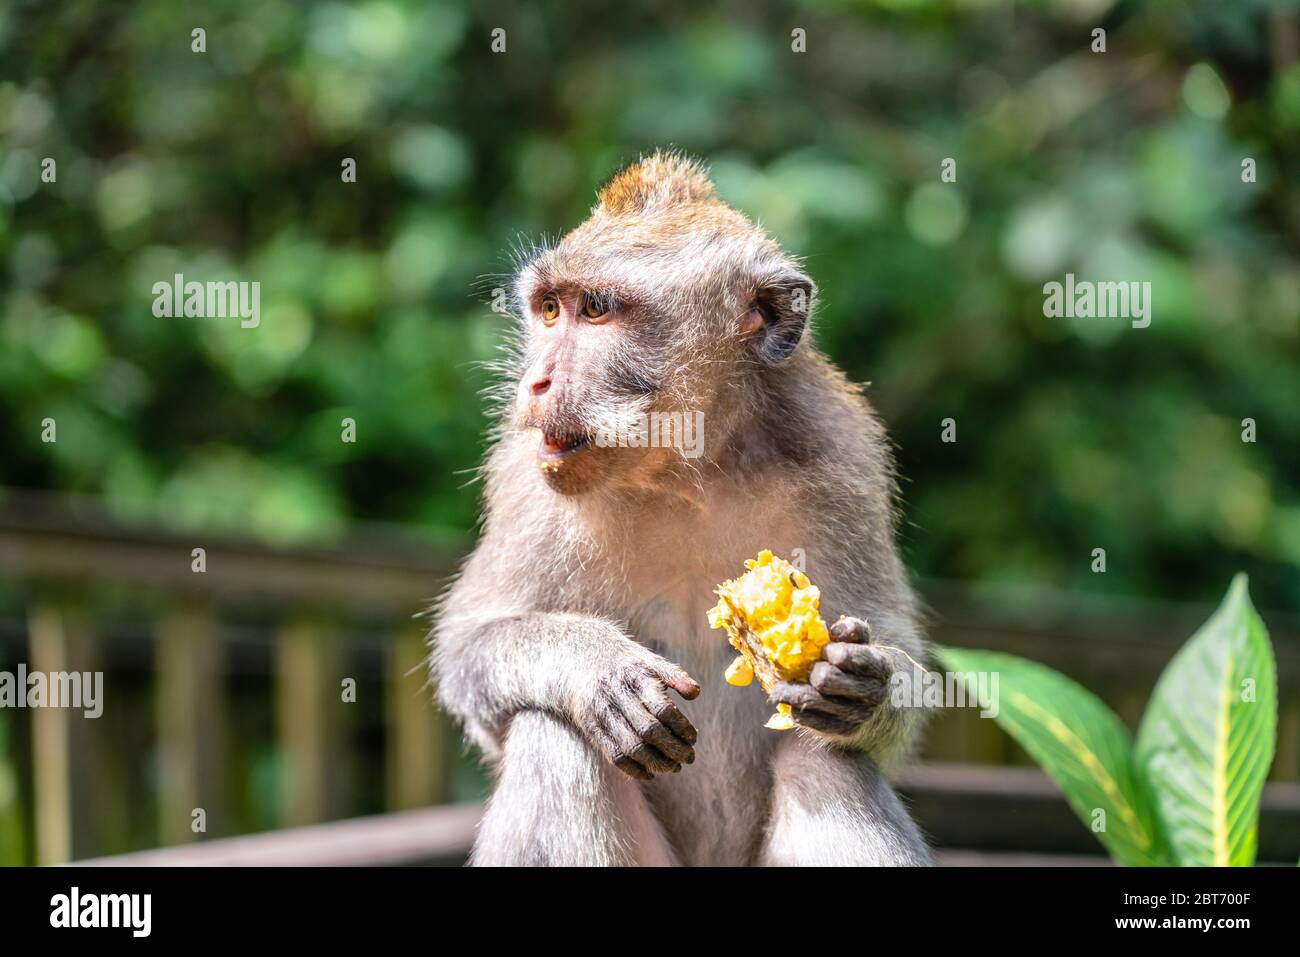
[1135,575,1277,866]
[936,646,1170,866]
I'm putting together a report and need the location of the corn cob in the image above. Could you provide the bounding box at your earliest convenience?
[707,550,831,730]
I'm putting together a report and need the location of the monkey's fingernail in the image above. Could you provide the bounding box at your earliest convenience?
[829,619,856,640]
[673,676,701,699]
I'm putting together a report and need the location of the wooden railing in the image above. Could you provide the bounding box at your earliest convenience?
[78,803,484,867]
[0,492,463,864]
[0,491,1296,865]
[73,764,1300,866]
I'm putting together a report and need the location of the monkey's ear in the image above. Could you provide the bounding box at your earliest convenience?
[748,269,814,365]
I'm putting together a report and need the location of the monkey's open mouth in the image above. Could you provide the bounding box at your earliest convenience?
[538,431,592,462]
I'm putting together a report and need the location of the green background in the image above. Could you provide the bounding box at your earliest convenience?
[2,0,1298,607]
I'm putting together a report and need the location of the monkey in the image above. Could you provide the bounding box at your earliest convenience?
[429,150,932,866]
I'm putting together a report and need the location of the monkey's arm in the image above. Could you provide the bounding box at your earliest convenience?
[431,552,699,778]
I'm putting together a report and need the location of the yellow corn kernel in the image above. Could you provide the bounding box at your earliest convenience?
[764,704,795,731]
[724,655,754,687]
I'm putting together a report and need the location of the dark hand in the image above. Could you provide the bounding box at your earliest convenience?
[578,653,700,780]
[769,616,890,736]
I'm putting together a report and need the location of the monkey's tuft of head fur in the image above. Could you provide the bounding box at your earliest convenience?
[596,150,717,216]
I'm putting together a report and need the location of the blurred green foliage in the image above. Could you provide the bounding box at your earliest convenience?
[1,0,1297,610]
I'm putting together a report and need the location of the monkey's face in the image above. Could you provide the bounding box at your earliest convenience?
[511,273,674,496]
[508,154,817,496]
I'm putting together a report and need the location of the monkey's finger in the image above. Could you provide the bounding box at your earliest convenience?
[655,662,701,700]
[769,681,827,710]
[595,713,661,777]
[628,680,695,761]
[590,722,652,780]
[770,682,867,723]
[789,709,859,736]
[810,661,885,705]
[632,706,695,765]
[614,756,653,780]
[641,684,698,746]
[606,709,682,776]
[829,616,873,644]
[823,642,891,680]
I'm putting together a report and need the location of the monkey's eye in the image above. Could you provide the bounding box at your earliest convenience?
[581,296,608,320]
[540,297,561,325]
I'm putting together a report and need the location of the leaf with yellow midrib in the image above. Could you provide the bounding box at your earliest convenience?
[1135,575,1277,866]
[937,647,1170,866]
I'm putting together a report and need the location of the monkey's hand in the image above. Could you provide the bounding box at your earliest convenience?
[768,617,890,737]
[574,648,701,781]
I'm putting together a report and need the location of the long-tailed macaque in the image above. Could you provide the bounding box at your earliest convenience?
[430,151,931,866]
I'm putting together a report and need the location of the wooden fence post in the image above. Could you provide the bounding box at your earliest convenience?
[386,626,448,810]
[27,601,97,864]
[155,605,226,844]
[275,617,345,827]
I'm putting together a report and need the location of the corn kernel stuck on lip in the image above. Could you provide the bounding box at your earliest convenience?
[707,550,831,730]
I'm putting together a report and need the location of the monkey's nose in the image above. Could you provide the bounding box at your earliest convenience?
[530,376,551,396]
